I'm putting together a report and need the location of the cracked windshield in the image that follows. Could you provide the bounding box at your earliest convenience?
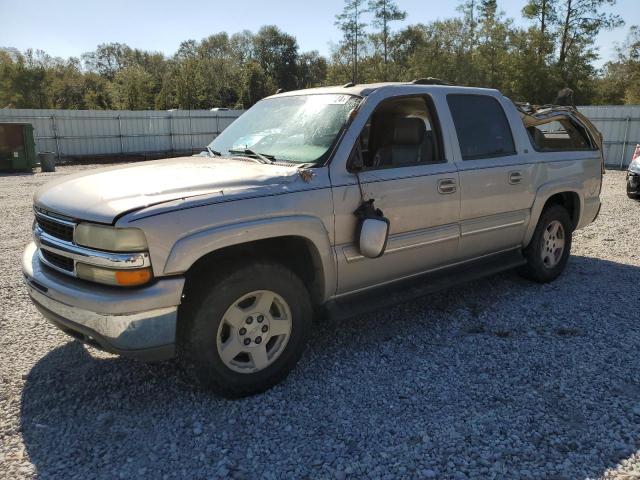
[209,94,361,164]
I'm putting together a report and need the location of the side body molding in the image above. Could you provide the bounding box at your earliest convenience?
[163,215,337,302]
[523,178,584,247]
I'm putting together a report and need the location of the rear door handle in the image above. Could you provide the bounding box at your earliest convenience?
[438,178,457,194]
[509,171,523,184]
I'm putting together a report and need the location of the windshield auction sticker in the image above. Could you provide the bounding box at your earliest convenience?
[309,94,351,105]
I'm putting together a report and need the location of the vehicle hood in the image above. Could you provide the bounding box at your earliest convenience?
[34,156,303,224]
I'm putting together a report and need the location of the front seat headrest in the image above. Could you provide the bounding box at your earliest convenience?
[394,117,425,145]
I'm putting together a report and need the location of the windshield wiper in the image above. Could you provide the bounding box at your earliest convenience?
[228,148,276,164]
[206,146,222,157]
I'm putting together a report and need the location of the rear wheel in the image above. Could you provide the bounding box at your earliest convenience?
[180,261,312,397]
[519,205,572,283]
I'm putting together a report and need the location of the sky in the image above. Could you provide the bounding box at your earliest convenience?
[0,0,637,68]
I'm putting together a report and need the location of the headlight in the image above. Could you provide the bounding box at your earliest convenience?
[75,224,148,252]
[76,263,153,287]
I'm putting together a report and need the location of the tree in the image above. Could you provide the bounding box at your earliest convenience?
[556,0,623,69]
[197,33,242,108]
[368,0,406,78]
[110,65,154,109]
[82,43,130,80]
[230,31,255,63]
[82,73,112,109]
[0,48,23,108]
[522,0,558,61]
[520,0,558,101]
[335,0,368,83]
[48,58,85,108]
[457,1,477,34]
[456,1,479,71]
[297,51,328,88]
[253,26,299,91]
[597,26,640,104]
[475,0,512,88]
[241,61,274,108]
[1,9,634,110]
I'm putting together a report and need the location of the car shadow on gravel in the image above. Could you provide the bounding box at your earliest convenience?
[19,255,640,479]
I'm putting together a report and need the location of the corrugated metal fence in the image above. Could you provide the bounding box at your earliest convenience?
[577,105,640,169]
[0,109,243,160]
[0,105,638,168]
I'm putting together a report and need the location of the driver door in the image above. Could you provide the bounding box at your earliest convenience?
[330,93,461,295]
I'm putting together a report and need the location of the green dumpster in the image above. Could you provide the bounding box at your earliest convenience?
[0,122,37,172]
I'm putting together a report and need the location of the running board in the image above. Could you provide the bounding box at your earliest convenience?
[324,249,526,321]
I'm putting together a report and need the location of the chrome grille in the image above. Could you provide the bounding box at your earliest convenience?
[35,212,74,242]
[41,249,74,272]
[32,209,152,281]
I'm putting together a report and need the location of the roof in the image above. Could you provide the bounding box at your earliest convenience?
[270,81,500,99]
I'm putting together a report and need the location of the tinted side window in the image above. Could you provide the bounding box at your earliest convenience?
[354,96,445,171]
[447,94,516,160]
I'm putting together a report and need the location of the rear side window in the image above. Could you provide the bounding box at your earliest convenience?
[526,119,594,151]
[447,94,516,160]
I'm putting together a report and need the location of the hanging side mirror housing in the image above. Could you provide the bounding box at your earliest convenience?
[354,199,390,258]
[358,216,390,258]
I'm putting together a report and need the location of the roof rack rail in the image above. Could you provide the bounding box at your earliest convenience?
[411,77,450,86]
[342,82,355,88]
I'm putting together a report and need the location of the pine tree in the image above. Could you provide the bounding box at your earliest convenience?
[556,0,623,67]
[335,0,368,83]
[368,0,406,79]
[522,0,558,61]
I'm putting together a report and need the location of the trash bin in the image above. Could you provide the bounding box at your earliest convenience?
[0,122,37,172]
[38,152,56,172]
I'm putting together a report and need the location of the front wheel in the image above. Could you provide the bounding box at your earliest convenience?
[180,261,312,397]
[519,205,573,283]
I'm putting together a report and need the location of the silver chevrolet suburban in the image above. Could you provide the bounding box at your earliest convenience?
[23,81,603,396]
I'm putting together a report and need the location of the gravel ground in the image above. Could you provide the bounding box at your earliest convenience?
[1,165,639,480]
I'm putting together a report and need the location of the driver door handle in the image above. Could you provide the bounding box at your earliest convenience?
[438,178,457,195]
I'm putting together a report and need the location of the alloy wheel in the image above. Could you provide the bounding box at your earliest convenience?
[540,220,565,268]
[215,290,292,374]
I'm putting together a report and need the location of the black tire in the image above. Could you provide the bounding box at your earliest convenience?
[179,261,312,397]
[627,178,640,199]
[518,204,573,283]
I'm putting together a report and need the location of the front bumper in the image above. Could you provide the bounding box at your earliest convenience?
[22,242,185,361]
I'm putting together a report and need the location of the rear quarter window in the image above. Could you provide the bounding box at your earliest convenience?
[526,119,595,151]
[447,94,516,161]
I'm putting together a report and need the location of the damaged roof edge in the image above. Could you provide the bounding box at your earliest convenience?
[267,81,499,99]
[514,101,604,154]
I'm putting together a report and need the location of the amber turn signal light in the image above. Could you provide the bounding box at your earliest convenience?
[76,263,153,287]
[114,268,153,286]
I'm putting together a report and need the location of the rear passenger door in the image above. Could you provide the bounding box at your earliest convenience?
[446,93,537,260]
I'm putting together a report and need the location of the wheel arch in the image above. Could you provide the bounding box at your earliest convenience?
[164,215,336,305]
[524,183,583,247]
[543,191,580,228]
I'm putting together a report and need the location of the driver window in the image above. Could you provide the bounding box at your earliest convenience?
[356,96,444,170]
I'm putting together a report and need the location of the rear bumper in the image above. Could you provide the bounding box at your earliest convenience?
[22,242,184,361]
[627,172,640,196]
[577,195,601,229]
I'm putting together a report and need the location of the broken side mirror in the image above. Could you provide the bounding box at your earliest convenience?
[358,217,390,258]
[355,200,390,258]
